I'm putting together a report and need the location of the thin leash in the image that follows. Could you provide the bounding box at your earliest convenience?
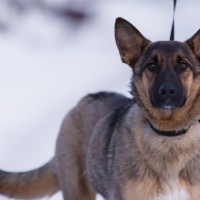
[170,0,177,41]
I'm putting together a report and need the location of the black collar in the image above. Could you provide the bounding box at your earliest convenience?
[148,121,189,137]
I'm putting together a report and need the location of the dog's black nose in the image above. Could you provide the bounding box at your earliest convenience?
[159,85,176,97]
[150,71,186,110]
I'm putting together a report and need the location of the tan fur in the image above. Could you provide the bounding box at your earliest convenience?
[0,159,59,199]
[121,105,200,200]
[124,179,160,200]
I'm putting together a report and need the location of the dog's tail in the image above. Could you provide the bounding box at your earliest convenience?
[0,158,59,199]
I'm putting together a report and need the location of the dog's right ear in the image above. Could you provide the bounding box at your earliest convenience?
[115,17,150,66]
[186,29,200,60]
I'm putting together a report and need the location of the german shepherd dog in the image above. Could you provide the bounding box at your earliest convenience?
[1,18,200,200]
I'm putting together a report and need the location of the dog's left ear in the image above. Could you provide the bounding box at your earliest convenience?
[186,29,200,59]
[115,17,150,66]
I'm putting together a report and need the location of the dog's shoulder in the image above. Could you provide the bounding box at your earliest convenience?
[87,91,127,103]
[78,91,134,111]
[71,91,134,134]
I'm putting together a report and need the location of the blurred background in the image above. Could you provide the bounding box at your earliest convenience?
[0,0,199,199]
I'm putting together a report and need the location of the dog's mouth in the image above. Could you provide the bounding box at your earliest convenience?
[159,99,182,111]
[160,104,177,111]
[150,97,186,111]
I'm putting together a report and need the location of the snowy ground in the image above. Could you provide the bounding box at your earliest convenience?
[0,0,200,199]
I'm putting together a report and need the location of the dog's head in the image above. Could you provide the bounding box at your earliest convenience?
[115,17,200,130]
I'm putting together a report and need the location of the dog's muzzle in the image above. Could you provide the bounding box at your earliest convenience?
[151,83,186,110]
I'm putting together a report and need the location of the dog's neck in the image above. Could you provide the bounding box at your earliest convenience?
[148,121,190,137]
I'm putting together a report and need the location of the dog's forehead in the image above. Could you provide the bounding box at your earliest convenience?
[144,41,189,57]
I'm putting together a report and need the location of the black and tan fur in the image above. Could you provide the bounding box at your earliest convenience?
[1,18,200,200]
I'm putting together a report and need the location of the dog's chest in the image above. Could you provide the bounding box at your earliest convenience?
[153,178,190,200]
[153,188,188,200]
[124,179,192,200]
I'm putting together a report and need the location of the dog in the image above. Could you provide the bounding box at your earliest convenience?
[1,17,200,200]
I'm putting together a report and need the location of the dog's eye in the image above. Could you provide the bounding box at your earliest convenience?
[146,63,158,73]
[177,62,188,72]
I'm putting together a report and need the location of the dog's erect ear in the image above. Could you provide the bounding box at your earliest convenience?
[115,17,149,66]
[186,29,200,59]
